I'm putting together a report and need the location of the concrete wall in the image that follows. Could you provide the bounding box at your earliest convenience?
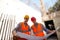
[53,11,60,40]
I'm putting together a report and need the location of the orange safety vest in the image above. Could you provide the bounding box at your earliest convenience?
[31,23,45,37]
[18,22,30,35]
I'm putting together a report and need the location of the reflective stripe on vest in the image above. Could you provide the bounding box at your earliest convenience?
[19,22,30,35]
[32,23,44,36]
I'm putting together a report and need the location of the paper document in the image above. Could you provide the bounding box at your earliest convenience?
[16,27,59,40]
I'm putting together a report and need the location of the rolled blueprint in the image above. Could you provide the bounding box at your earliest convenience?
[16,27,59,40]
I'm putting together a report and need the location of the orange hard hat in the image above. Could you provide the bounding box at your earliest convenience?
[31,17,36,21]
[24,15,29,19]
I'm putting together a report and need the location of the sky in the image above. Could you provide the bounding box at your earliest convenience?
[0,0,58,27]
[44,0,57,10]
[0,0,44,27]
[20,0,57,11]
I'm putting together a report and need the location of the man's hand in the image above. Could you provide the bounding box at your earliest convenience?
[12,30,17,36]
[48,30,56,34]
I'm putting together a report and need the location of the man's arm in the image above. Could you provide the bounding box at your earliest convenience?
[41,24,52,33]
[12,23,21,36]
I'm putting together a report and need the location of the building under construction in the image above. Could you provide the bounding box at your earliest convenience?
[0,0,60,40]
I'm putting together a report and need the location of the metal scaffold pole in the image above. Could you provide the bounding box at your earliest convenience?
[0,13,16,40]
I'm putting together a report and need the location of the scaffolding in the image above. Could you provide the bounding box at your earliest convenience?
[0,13,15,40]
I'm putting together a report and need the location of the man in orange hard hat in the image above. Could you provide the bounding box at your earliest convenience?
[12,15,31,40]
[31,17,53,40]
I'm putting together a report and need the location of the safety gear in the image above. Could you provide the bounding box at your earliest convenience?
[31,23,44,37]
[18,22,30,35]
[24,15,29,19]
[31,17,36,22]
